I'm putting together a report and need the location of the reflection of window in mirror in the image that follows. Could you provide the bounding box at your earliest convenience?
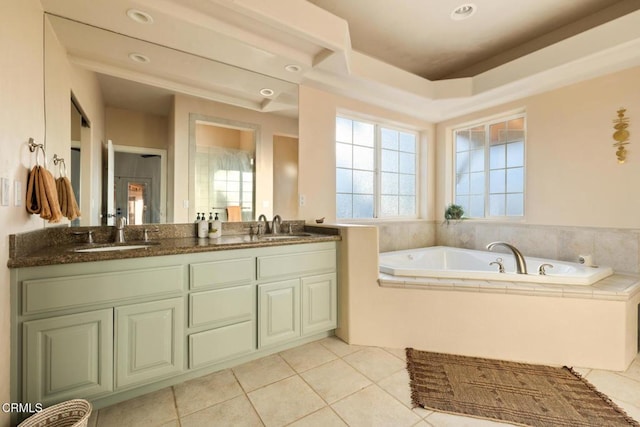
[195,122,256,221]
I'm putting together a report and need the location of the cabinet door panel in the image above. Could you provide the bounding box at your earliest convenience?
[23,309,113,404]
[302,273,337,335]
[258,280,300,348]
[115,298,184,389]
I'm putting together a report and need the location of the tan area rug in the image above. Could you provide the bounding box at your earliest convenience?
[406,348,639,427]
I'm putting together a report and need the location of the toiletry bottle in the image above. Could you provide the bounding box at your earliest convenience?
[210,212,222,238]
[197,215,208,238]
[208,212,213,231]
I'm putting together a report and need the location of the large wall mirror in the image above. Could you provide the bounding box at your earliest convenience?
[44,12,299,226]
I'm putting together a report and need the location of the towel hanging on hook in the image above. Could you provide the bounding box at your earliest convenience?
[25,138,62,223]
[53,153,81,221]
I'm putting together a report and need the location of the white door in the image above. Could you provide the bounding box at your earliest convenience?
[105,139,115,225]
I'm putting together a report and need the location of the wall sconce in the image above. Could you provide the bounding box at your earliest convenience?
[612,108,630,163]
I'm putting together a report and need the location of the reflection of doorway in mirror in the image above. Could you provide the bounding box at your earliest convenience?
[121,180,150,225]
[110,147,167,224]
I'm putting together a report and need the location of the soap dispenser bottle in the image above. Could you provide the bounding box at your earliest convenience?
[197,214,208,238]
[209,212,222,238]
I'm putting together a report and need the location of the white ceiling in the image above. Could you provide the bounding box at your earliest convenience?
[40,0,640,122]
[307,0,639,80]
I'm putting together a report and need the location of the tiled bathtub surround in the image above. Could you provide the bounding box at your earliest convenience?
[376,220,436,253]
[436,221,640,274]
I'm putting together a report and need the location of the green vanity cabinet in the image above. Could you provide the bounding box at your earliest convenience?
[257,244,338,348]
[12,240,338,411]
[115,297,184,389]
[22,309,113,405]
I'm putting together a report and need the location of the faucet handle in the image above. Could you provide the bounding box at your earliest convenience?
[489,258,505,273]
[73,230,95,244]
[537,263,554,275]
[143,227,160,242]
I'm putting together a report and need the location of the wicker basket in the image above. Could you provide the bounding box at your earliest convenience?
[18,399,92,427]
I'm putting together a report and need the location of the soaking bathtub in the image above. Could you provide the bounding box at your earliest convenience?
[379,246,613,286]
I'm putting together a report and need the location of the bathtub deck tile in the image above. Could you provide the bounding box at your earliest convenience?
[378,272,640,303]
[423,282,454,290]
[561,287,594,299]
[477,281,508,293]
[505,281,543,296]
[452,281,481,292]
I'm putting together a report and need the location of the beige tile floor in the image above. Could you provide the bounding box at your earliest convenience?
[87,337,640,426]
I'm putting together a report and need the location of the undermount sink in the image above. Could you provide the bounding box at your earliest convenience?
[73,244,152,253]
[259,233,312,240]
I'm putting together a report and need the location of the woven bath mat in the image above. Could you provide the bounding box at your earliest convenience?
[406,348,639,426]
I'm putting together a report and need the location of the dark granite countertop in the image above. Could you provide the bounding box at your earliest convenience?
[8,222,341,268]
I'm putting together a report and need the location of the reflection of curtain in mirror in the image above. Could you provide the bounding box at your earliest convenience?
[196,146,253,220]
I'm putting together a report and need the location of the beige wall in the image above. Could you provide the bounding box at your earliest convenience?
[0,1,104,424]
[171,94,298,222]
[436,66,640,228]
[196,124,245,150]
[273,135,299,218]
[105,107,167,150]
[298,85,436,223]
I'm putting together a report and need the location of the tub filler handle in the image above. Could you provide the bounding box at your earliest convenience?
[489,258,505,273]
[538,263,554,275]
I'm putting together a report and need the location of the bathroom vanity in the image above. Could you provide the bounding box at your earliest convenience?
[9,227,339,414]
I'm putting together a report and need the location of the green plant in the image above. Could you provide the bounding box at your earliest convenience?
[443,203,465,225]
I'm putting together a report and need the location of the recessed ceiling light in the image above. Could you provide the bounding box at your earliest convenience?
[126,9,154,24]
[284,64,302,73]
[260,88,275,97]
[450,3,476,20]
[128,53,150,63]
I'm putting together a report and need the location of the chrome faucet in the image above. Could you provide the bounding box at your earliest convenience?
[257,214,270,235]
[115,217,127,243]
[486,241,528,274]
[272,215,282,234]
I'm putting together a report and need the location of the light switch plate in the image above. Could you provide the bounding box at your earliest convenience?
[0,178,9,206]
[14,180,22,207]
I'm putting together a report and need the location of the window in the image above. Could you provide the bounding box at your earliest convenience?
[454,114,525,218]
[336,116,418,219]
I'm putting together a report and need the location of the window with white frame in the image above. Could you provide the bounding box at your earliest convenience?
[336,116,418,219]
[454,114,525,218]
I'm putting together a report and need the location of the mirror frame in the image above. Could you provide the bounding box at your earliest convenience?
[188,113,261,221]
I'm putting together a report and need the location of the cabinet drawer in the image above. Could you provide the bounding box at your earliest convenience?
[257,249,336,281]
[190,258,255,289]
[189,321,254,369]
[189,285,254,328]
[22,266,184,315]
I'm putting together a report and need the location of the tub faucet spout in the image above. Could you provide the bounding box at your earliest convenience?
[486,241,527,274]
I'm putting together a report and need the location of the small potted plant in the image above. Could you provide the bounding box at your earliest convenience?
[443,203,465,225]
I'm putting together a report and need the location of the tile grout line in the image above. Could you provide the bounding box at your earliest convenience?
[170,386,182,427]
[229,368,267,427]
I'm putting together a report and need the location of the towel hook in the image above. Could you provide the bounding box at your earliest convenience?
[28,138,47,167]
[53,154,67,177]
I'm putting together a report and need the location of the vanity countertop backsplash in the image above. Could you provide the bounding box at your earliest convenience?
[8,221,340,268]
